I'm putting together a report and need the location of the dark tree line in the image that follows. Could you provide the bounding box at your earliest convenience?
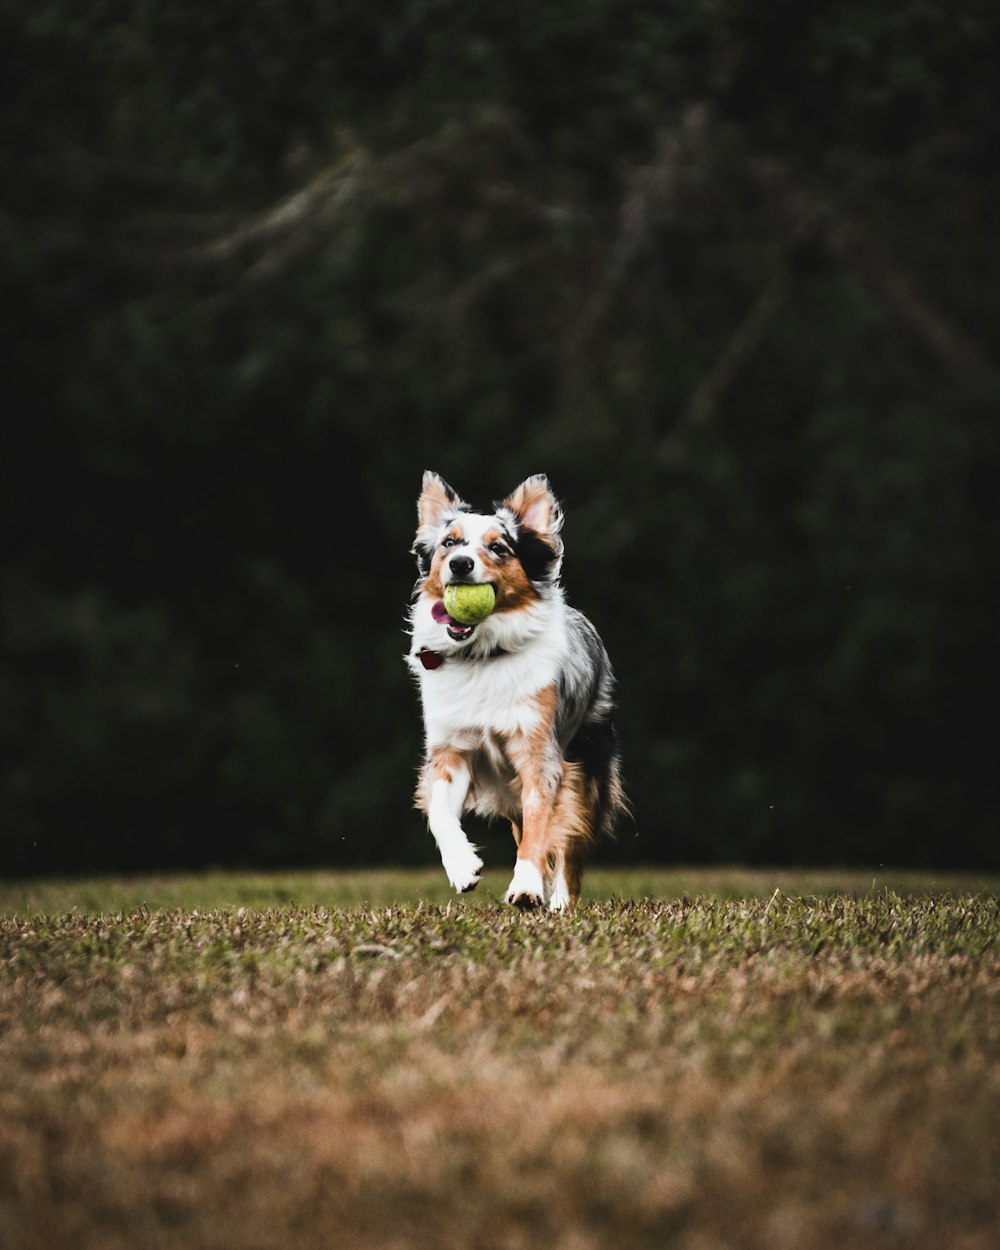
[3,1,999,874]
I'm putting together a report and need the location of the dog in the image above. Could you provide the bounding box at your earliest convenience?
[406,472,624,910]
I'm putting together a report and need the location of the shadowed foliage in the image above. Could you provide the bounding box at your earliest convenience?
[3,3,999,874]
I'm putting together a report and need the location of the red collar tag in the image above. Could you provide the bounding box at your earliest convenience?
[418,649,443,670]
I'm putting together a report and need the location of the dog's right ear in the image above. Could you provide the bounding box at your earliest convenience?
[417,471,463,533]
[412,471,465,576]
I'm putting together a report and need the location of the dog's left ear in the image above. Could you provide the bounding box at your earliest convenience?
[500,474,564,541]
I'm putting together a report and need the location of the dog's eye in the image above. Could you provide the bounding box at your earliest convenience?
[441,536,458,548]
[488,543,510,559]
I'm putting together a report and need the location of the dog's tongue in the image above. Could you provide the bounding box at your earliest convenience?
[431,598,474,640]
[431,600,457,627]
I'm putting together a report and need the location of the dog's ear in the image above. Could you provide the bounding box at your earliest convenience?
[499,474,564,542]
[417,471,464,533]
[413,472,465,574]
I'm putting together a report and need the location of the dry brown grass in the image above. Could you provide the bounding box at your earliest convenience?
[1,874,998,1249]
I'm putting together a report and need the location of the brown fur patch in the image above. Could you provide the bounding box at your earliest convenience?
[503,685,579,880]
[525,685,559,759]
[490,558,541,614]
[414,746,466,813]
[476,528,542,613]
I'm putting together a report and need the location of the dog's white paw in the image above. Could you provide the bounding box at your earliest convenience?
[504,858,545,908]
[547,869,571,912]
[443,845,484,894]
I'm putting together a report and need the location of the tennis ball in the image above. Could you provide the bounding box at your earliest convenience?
[444,582,496,624]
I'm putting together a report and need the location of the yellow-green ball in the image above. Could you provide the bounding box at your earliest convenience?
[444,582,496,624]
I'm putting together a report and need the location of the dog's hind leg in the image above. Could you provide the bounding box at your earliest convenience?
[420,750,483,893]
[546,768,590,911]
[546,855,571,911]
[547,845,582,912]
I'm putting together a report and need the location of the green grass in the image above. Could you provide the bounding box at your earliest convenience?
[2,863,997,918]
[1,867,999,1250]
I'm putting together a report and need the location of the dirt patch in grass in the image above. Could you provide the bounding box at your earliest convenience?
[1,882,999,1249]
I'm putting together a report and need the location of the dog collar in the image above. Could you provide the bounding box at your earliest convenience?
[417,644,508,670]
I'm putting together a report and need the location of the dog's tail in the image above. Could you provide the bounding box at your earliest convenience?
[570,717,627,840]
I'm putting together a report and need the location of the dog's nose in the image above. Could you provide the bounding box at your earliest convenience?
[449,554,474,579]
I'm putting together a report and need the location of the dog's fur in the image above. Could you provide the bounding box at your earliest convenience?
[405,472,624,910]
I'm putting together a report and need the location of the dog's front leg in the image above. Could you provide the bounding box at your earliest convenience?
[423,751,483,893]
[503,703,563,909]
[505,757,589,910]
[504,775,559,909]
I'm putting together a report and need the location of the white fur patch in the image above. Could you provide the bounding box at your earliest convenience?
[408,596,567,745]
[428,771,483,893]
[504,857,545,907]
[440,841,484,894]
[547,867,571,912]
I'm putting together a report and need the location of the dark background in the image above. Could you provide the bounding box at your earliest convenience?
[3,1,999,876]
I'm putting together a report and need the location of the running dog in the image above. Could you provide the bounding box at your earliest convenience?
[406,472,624,910]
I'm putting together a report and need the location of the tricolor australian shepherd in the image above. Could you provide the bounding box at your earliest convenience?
[406,472,624,910]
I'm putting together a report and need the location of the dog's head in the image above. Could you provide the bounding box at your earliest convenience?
[412,472,564,643]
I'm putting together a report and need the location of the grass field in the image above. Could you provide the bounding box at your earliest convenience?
[1,867,998,1249]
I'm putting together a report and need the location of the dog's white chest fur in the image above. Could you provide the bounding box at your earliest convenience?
[412,601,567,746]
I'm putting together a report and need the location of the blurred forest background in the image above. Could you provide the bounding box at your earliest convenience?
[3,1,999,876]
